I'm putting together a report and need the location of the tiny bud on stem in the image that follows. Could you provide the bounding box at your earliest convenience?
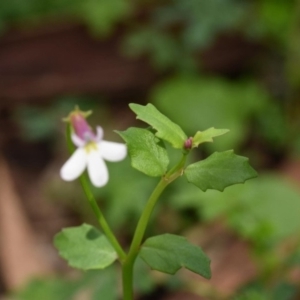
[184,137,193,149]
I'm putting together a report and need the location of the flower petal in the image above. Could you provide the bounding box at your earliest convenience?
[98,141,127,162]
[95,126,104,142]
[71,133,86,147]
[60,148,87,181]
[87,150,109,187]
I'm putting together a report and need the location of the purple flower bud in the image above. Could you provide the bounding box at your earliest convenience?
[70,111,96,142]
[184,137,193,149]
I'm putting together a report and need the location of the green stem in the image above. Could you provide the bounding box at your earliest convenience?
[79,174,127,262]
[122,258,134,300]
[122,154,187,300]
[65,125,126,262]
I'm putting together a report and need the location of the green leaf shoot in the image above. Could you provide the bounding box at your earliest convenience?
[54,224,117,270]
[192,127,229,148]
[184,150,257,191]
[117,127,169,177]
[129,103,187,149]
[139,234,211,278]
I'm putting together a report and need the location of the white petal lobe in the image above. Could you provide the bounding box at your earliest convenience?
[60,148,87,181]
[98,141,127,162]
[95,126,104,141]
[71,133,86,147]
[87,151,109,187]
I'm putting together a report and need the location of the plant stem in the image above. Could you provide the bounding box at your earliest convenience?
[122,154,187,300]
[122,178,168,300]
[79,175,127,262]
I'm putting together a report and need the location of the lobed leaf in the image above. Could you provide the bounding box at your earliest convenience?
[184,150,257,191]
[139,234,211,278]
[117,127,169,177]
[54,224,117,271]
[193,127,229,148]
[129,103,187,149]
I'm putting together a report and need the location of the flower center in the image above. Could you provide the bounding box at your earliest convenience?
[84,141,98,153]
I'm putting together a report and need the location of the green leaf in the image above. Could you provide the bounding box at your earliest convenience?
[117,127,169,177]
[139,234,211,278]
[184,150,257,191]
[193,127,229,147]
[54,224,117,270]
[129,103,187,149]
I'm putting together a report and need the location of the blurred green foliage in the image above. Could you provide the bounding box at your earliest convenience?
[256,0,295,43]
[235,282,297,300]
[170,175,300,249]
[124,0,295,71]
[14,259,155,300]
[124,0,248,70]
[15,97,104,141]
[0,0,131,35]
[14,268,118,300]
[151,76,269,150]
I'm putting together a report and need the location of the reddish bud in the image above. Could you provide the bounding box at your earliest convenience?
[184,137,193,149]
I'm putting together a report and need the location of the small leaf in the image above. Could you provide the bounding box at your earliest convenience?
[129,103,187,149]
[117,127,169,177]
[139,234,211,278]
[193,127,229,148]
[54,224,117,270]
[184,150,257,191]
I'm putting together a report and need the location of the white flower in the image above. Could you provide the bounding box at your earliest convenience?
[60,108,127,187]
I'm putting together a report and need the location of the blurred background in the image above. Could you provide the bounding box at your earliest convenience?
[0,0,300,299]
